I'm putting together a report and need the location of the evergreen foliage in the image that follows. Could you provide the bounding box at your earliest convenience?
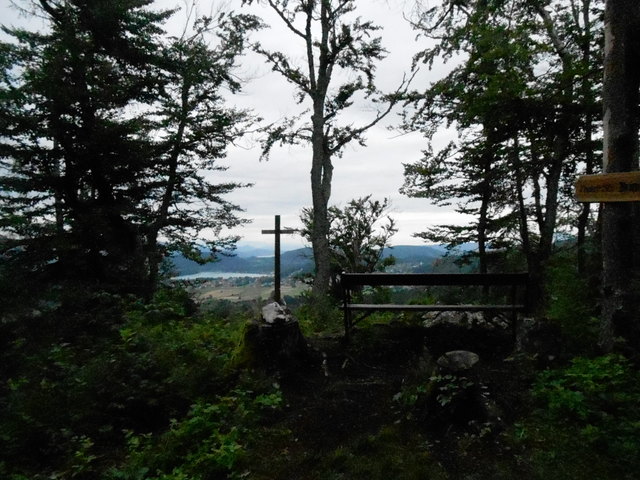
[0,0,257,297]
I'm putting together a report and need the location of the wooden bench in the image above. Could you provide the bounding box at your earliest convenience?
[340,272,529,340]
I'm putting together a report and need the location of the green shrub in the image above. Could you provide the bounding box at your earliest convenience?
[293,292,343,334]
[515,354,640,479]
[312,426,448,480]
[546,256,599,352]
[108,385,283,480]
[0,286,250,479]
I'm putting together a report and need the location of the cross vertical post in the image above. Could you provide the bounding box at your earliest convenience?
[261,215,298,303]
[275,214,281,302]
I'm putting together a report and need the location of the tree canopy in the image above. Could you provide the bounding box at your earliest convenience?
[301,195,397,294]
[0,0,259,298]
[242,0,411,297]
[401,0,603,309]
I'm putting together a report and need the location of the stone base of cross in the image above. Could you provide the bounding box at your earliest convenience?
[261,215,298,303]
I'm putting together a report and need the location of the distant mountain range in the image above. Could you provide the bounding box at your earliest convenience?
[170,244,450,277]
[170,247,312,277]
[233,245,275,258]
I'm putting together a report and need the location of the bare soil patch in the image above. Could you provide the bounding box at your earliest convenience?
[243,321,536,479]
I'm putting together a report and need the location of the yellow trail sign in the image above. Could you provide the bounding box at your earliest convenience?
[575,171,640,203]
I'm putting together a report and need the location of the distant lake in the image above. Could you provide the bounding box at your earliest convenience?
[173,272,271,280]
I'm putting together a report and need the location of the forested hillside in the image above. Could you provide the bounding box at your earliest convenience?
[170,245,444,276]
[1,1,639,479]
[170,248,312,276]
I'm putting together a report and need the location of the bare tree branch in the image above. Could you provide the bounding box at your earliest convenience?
[330,70,417,154]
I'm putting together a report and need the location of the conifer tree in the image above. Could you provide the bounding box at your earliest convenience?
[0,0,257,297]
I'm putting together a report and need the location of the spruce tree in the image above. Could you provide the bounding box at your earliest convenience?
[0,0,257,297]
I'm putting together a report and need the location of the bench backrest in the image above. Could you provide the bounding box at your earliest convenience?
[341,272,529,288]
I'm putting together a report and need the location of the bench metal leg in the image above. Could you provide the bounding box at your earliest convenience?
[343,308,351,342]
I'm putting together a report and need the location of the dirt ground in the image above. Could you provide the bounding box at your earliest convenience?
[241,321,536,480]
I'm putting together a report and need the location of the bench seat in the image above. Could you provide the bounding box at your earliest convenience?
[345,303,526,312]
[340,272,529,340]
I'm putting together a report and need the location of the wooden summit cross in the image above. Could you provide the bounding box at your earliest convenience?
[261,215,298,303]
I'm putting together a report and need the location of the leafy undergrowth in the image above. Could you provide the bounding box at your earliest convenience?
[511,354,640,480]
[232,322,640,480]
[2,288,639,479]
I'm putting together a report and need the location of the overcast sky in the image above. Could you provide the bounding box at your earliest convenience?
[2,0,470,250]
[211,0,471,249]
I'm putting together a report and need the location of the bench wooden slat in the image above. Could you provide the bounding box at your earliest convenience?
[346,303,526,311]
[341,272,529,288]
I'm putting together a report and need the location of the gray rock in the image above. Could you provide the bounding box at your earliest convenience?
[423,311,509,330]
[261,302,295,325]
[235,304,309,370]
[436,350,480,372]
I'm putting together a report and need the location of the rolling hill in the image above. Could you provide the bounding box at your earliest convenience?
[170,244,446,278]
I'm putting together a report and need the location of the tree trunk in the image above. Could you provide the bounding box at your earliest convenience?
[143,77,191,299]
[527,3,575,312]
[600,0,640,352]
[576,0,596,276]
[576,113,594,275]
[512,135,533,265]
[477,130,493,278]
[310,117,333,298]
[477,131,494,298]
[310,2,333,298]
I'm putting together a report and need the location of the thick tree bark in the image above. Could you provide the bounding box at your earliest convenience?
[600,0,640,352]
